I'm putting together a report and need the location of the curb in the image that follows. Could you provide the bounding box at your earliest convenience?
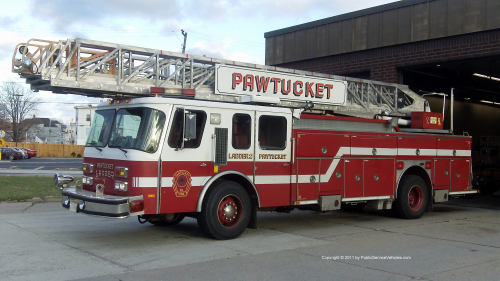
[32,197,44,203]
[44,196,62,202]
[29,196,62,203]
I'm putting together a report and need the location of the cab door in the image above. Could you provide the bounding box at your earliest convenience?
[226,110,255,183]
[254,111,292,207]
[160,106,211,214]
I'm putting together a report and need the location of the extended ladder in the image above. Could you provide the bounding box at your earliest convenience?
[12,38,426,118]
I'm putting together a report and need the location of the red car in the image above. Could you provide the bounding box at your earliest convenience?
[1,148,23,160]
[19,148,37,158]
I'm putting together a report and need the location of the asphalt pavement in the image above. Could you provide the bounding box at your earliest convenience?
[0,194,499,281]
[1,159,500,280]
[0,157,83,177]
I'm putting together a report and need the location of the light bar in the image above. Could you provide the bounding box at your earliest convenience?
[150,87,196,96]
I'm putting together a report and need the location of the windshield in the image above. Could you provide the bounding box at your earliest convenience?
[108,107,166,153]
[86,109,115,147]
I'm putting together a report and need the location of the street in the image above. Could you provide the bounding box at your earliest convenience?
[0,198,499,281]
[0,158,83,176]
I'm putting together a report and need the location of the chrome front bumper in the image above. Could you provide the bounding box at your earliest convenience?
[60,186,144,218]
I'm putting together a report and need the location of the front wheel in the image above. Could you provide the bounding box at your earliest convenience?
[197,181,251,240]
[394,175,429,219]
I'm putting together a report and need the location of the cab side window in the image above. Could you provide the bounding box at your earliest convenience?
[168,108,207,149]
[258,115,287,150]
[232,114,251,149]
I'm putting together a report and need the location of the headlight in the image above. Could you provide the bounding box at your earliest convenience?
[115,166,128,178]
[82,176,93,185]
[114,181,128,192]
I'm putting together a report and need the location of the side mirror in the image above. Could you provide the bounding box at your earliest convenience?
[184,113,197,140]
[176,109,197,150]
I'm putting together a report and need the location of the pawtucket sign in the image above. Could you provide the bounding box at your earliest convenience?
[215,65,347,105]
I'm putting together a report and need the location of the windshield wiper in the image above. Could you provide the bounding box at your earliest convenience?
[115,146,128,158]
[94,146,102,152]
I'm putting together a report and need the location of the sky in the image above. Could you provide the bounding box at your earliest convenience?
[0,0,395,125]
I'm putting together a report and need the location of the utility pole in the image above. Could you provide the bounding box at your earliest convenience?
[181,30,187,54]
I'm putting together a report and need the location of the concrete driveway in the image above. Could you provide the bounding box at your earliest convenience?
[0,198,499,281]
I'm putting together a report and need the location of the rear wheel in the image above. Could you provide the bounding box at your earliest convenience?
[394,175,429,219]
[197,181,251,240]
[9,155,14,160]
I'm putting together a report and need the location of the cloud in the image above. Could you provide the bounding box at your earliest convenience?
[187,39,263,64]
[0,15,15,27]
[1,0,396,125]
[183,0,231,21]
[0,31,27,58]
[28,0,181,32]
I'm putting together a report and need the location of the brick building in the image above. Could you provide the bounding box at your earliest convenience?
[265,0,500,148]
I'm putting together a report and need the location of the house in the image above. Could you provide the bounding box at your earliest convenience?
[74,105,96,145]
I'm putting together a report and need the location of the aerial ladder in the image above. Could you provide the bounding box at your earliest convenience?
[12,38,427,120]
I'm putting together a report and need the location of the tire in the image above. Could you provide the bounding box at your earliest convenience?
[9,155,14,160]
[394,175,429,219]
[197,181,251,240]
[148,213,185,226]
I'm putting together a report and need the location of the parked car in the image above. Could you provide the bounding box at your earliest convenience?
[19,148,37,158]
[11,148,28,159]
[0,148,23,160]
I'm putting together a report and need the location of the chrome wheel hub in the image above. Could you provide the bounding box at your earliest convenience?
[222,202,237,220]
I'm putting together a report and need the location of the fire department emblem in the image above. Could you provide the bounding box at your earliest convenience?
[172,170,192,197]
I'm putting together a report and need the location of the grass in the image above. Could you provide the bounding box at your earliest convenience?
[0,176,81,202]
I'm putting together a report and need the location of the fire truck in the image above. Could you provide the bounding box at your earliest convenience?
[12,38,477,239]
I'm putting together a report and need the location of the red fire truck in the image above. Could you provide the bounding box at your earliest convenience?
[12,38,477,239]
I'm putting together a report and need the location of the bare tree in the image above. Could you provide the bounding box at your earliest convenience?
[0,82,39,142]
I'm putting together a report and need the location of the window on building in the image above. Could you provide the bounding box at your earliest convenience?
[232,113,251,149]
[258,115,287,150]
[86,114,91,122]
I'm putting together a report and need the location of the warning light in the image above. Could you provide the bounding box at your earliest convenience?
[425,162,432,169]
[396,161,405,170]
[129,200,144,213]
